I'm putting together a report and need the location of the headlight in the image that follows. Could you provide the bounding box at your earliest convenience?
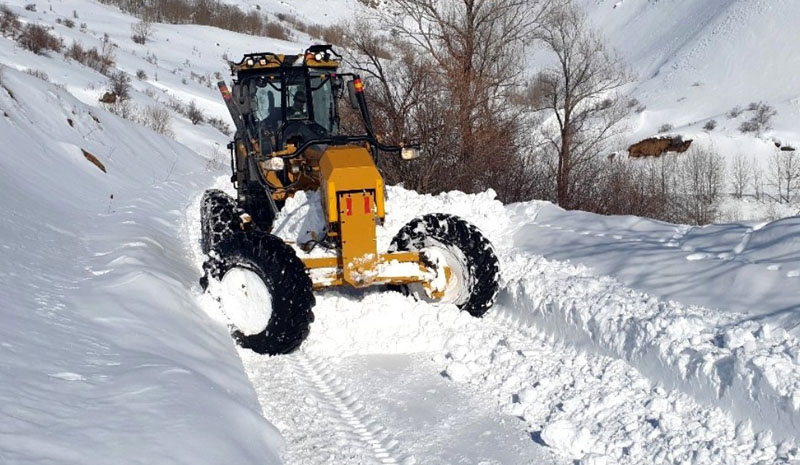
[401,147,420,160]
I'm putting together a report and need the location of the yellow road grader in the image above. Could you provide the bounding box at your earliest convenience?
[201,45,500,354]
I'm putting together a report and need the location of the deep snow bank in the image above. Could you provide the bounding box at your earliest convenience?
[273,184,800,444]
[0,69,281,464]
[507,202,800,443]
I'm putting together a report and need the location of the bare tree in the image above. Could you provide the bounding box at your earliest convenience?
[751,163,765,201]
[674,148,725,224]
[131,19,153,44]
[344,0,545,201]
[730,152,751,199]
[769,149,800,203]
[530,0,632,208]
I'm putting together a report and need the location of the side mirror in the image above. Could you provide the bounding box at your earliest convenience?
[347,80,360,110]
[401,147,421,160]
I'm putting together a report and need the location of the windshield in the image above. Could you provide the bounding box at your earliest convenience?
[310,74,337,133]
[252,78,282,127]
[245,71,338,135]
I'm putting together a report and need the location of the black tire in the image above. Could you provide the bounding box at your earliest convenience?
[202,230,315,355]
[389,213,499,317]
[200,189,239,255]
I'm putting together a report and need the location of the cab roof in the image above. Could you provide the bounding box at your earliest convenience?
[228,45,340,76]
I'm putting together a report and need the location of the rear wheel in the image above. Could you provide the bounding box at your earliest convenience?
[202,230,315,355]
[200,189,239,254]
[389,214,500,317]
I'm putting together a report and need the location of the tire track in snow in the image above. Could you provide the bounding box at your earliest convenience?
[289,353,410,465]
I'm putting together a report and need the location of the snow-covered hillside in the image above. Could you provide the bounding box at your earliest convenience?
[1,0,799,464]
[579,0,800,160]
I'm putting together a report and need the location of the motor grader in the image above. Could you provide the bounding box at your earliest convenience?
[200,45,499,354]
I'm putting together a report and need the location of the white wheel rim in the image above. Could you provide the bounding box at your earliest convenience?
[411,243,470,306]
[219,267,273,335]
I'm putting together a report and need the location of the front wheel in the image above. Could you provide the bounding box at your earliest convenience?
[202,230,315,355]
[389,214,500,317]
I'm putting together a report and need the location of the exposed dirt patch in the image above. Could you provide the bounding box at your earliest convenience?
[82,149,106,173]
[628,136,693,158]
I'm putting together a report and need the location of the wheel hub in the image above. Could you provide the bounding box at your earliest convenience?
[218,267,273,335]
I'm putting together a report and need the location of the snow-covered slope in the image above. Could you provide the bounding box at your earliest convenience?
[0,67,282,463]
[579,0,800,155]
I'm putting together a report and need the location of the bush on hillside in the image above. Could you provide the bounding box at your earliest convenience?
[0,5,21,36]
[109,71,131,100]
[18,23,63,55]
[186,100,203,125]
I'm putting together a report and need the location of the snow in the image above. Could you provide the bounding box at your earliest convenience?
[0,7,285,459]
[2,0,800,463]
[234,186,800,463]
[577,0,800,152]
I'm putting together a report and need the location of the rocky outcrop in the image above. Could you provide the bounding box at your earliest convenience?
[628,136,693,158]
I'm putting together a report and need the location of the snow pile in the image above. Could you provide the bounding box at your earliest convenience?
[274,185,511,254]
[0,64,281,463]
[505,202,800,443]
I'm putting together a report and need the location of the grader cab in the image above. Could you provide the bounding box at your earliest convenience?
[200,45,499,354]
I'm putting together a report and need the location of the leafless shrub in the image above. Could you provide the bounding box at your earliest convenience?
[738,120,759,134]
[109,71,131,100]
[62,18,75,28]
[24,3,36,12]
[186,100,204,124]
[140,105,172,136]
[96,33,116,75]
[206,116,231,136]
[658,123,673,133]
[703,119,717,131]
[264,21,289,40]
[18,23,63,55]
[739,101,776,135]
[104,100,137,120]
[727,105,743,119]
[98,0,294,41]
[135,69,147,80]
[24,68,49,81]
[67,36,116,74]
[0,5,21,36]
[131,19,152,44]
[307,24,346,46]
[166,98,184,113]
